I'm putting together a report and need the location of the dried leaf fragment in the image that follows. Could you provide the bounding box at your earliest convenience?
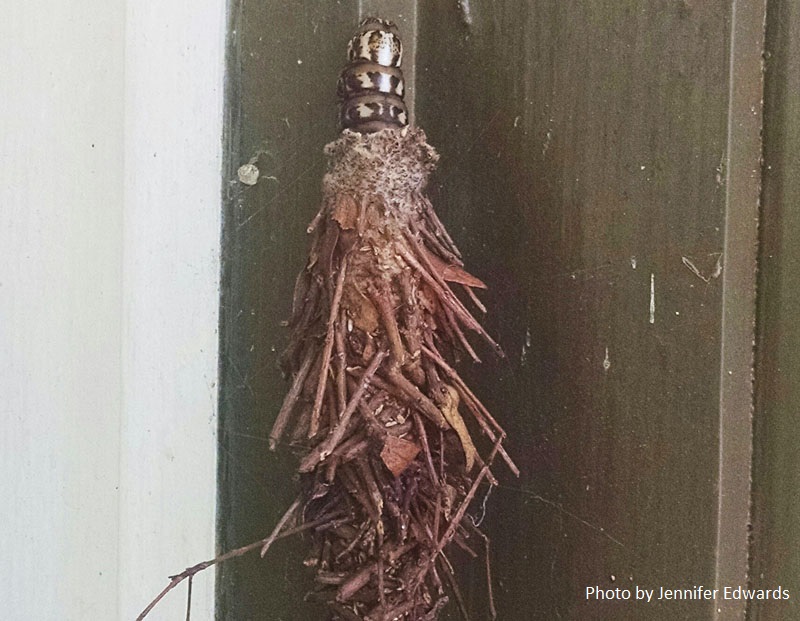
[380,436,422,477]
[332,194,359,230]
[422,246,487,289]
[439,384,477,471]
[343,287,379,333]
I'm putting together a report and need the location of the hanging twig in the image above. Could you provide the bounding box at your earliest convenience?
[434,435,504,558]
[309,257,349,437]
[260,496,301,556]
[184,575,193,621]
[438,553,470,621]
[468,521,498,620]
[269,348,315,449]
[136,501,341,621]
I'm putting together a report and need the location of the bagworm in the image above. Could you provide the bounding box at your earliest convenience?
[136,17,518,621]
[268,18,519,621]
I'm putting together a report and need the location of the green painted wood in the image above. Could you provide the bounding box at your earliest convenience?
[749,0,800,618]
[217,3,359,619]
[414,2,755,620]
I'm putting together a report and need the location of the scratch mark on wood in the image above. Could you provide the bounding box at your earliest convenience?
[457,0,473,26]
[542,123,554,155]
[520,326,532,366]
[681,253,723,283]
[649,273,655,324]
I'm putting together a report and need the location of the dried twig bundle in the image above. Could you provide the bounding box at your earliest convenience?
[266,24,519,611]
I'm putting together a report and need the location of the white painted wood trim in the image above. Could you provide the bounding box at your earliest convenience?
[0,2,225,619]
[0,3,126,619]
[119,2,225,619]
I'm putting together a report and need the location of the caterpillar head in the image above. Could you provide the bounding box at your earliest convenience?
[347,17,402,67]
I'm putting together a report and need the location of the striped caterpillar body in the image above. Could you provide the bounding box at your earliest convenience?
[338,18,408,133]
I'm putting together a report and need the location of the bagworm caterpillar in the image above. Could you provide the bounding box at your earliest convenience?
[137,17,517,621]
[269,17,519,621]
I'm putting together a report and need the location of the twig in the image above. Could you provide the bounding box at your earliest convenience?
[396,241,503,357]
[412,411,439,486]
[461,283,487,314]
[468,522,497,620]
[397,268,426,384]
[185,575,192,621]
[310,257,348,437]
[334,436,370,463]
[299,350,387,472]
[260,496,301,556]
[339,463,378,522]
[335,309,348,413]
[284,275,321,364]
[420,343,502,433]
[383,364,448,428]
[369,280,406,365]
[416,192,461,258]
[434,435,503,557]
[325,380,339,430]
[338,562,377,602]
[438,553,470,621]
[269,347,314,450]
[412,218,462,266]
[136,502,339,620]
[441,302,482,363]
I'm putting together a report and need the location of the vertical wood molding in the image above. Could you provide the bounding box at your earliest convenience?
[714,0,767,617]
[749,0,800,618]
[114,0,225,619]
[119,1,225,618]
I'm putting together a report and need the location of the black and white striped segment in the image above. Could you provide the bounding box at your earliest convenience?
[338,18,408,133]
